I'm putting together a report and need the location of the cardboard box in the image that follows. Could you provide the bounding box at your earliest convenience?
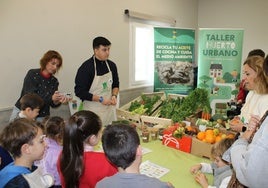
[162,131,192,153]
[191,137,213,159]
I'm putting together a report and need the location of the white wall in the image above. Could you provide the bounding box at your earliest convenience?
[0,0,198,109]
[198,0,267,60]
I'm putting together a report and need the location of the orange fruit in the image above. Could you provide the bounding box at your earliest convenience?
[205,129,214,136]
[205,134,216,144]
[186,126,193,132]
[197,131,206,140]
[215,135,222,142]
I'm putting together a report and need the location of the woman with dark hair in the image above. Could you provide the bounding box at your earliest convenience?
[58,110,117,188]
[10,50,70,122]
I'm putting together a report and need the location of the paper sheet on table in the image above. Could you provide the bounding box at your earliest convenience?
[140,160,170,179]
[142,147,152,155]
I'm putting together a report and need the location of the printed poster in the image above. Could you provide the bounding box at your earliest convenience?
[197,28,244,115]
[154,27,195,95]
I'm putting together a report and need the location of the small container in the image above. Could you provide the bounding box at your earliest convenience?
[140,126,147,137]
[158,128,165,141]
[151,128,158,140]
[72,100,77,109]
[142,130,150,143]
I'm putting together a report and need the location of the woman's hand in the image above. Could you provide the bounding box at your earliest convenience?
[52,91,62,104]
[59,95,72,104]
[248,114,260,131]
[52,91,72,104]
[241,114,260,141]
[230,116,244,132]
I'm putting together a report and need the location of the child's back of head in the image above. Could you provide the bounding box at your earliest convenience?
[35,116,65,186]
[20,93,44,111]
[44,116,65,143]
[60,110,104,187]
[101,124,140,169]
[211,137,235,161]
[19,93,44,120]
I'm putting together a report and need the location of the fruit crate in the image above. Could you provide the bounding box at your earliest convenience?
[191,137,213,159]
[191,128,236,159]
[116,108,141,127]
[116,92,166,128]
[140,115,173,131]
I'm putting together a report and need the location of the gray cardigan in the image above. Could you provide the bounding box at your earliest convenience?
[230,117,268,188]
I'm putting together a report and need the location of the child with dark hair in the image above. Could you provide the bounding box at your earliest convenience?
[96,124,174,188]
[58,110,117,188]
[190,138,235,188]
[35,116,65,188]
[16,93,44,120]
[0,118,53,187]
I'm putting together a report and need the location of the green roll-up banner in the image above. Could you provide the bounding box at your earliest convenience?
[154,27,195,95]
[197,28,244,116]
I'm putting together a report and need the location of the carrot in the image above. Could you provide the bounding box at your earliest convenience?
[205,113,209,120]
[207,113,211,120]
[203,112,210,120]
[201,111,205,119]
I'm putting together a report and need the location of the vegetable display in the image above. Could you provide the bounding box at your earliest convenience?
[159,97,184,121]
[159,88,211,122]
[128,94,161,115]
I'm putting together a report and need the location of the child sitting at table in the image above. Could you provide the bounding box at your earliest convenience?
[96,124,174,188]
[15,93,44,121]
[58,110,117,188]
[35,116,65,188]
[190,137,235,188]
[0,118,53,187]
